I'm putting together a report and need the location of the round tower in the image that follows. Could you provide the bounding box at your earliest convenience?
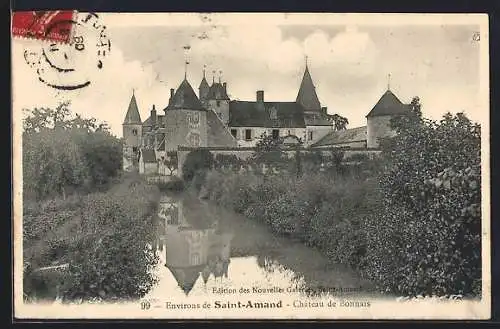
[366,88,409,148]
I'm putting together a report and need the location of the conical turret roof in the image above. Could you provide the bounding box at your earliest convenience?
[199,77,210,90]
[167,266,204,295]
[169,79,205,111]
[366,89,410,117]
[296,65,321,111]
[123,93,142,124]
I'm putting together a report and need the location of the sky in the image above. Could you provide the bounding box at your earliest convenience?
[12,13,487,138]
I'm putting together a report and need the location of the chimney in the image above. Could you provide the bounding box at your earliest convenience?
[151,104,157,126]
[256,90,264,102]
[170,88,175,100]
[321,107,327,115]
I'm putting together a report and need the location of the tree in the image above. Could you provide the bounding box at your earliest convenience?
[251,134,287,171]
[364,97,482,297]
[326,113,349,131]
[23,101,112,134]
[23,102,122,200]
[23,102,72,133]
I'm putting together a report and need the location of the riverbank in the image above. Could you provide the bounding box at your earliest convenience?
[202,165,481,298]
[23,172,161,302]
[203,169,378,268]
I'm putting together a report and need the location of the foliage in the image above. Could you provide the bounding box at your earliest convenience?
[213,153,243,171]
[294,148,345,175]
[182,149,214,191]
[157,177,185,192]
[203,169,373,270]
[326,113,349,131]
[250,135,289,170]
[22,102,121,201]
[23,173,160,302]
[203,106,482,298]
[364,110,482,297]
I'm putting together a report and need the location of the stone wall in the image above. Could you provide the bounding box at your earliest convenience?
[367,115,396,148]
[163,110,209,151]
[175,146,382,179]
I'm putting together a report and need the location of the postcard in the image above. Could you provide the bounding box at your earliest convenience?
[12,12,490,319]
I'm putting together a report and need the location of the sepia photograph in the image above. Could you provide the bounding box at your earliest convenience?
[12,12,490,319]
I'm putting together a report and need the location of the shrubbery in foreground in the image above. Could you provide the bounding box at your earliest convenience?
[23,173,160,302]
[365,111,482,297]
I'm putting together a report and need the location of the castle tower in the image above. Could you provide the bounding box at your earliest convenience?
[205,71,230,126]
[296,59,333,145]
[366,85,410,148]
[122,91,142,171]
[162,77,209,152]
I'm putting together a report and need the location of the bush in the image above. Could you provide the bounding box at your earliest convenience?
[157,177,185,192]
[204,169,375,270]
[363,112,482,297]
[23,173,160,302]
[23,111,122,201]
[182,149,214,188]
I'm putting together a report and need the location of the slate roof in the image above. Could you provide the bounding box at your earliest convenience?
[167,79,205,111]
[207,82,229,100]
[206,110,238,147]
[140,149,157,163]
[199,77,210,91]
[228,101,306,128]
[312,126,367,147]
[296,65,321,111]
[304,112,333,126]
[143,114,164,126]
[366,90,411,117]
[123,94,142,124]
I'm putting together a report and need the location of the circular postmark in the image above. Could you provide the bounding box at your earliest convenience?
[23,12,111,91]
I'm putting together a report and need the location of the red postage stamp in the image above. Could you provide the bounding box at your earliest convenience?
[12,11,76,43]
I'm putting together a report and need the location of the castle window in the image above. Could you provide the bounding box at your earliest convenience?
[132,147,138,153]
[308,131,313,141]
[216,100,221,106]
[272,129,279,139]
[132,129,138,136]
[245,129,252,140]
[231,129,237,138]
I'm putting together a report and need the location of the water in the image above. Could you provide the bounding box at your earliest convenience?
[145,193,376,302]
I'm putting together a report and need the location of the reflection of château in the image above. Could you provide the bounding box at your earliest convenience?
[157,196,233,295]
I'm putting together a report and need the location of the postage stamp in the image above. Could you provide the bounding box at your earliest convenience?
[12,11,76,43]
[15,11,111,91]
[12,13,490,320]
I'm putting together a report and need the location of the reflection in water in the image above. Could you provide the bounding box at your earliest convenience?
[155,195,233,295]
[148,193,372,300]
